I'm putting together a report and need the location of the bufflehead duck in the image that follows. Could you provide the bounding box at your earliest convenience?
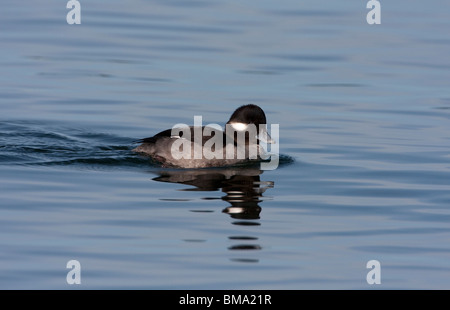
[132,104,274,168]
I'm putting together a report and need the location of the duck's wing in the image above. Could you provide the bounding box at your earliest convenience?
[134,128,173,144]
[135,126,226,144]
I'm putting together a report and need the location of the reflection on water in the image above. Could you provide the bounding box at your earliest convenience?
[152,167,274,263]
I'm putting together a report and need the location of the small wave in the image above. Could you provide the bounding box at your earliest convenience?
[0,121,157,170]
[34,156,159,171]
[278,154,295,166]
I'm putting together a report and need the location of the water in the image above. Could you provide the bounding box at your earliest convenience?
[1,0,450,289]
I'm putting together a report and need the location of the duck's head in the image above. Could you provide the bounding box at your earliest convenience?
[226,104,275,144]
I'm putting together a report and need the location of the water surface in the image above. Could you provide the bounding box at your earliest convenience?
[1,0,450,289]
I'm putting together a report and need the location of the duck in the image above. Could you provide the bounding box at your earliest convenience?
[132,104,274,168]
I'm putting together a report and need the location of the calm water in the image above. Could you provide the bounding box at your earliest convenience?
[1,1,450,289]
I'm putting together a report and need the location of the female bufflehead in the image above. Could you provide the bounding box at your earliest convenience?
[132,104,274,168]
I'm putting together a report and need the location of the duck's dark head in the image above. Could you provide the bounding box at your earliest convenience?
[226,104,275,144]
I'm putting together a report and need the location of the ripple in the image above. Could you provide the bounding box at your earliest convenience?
[269,54,347,62]
[0,121,157,170]
[231,221,261,226]
[228,244,262,251]
[353,245,450,254]
[229,258,259,263]
[306,83,365,88]
[228,236,258,240]
[268,9,349,17]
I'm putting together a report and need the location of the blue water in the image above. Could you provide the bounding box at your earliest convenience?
[1,0,450,289]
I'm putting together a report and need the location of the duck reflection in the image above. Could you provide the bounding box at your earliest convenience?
[151,167,274,263]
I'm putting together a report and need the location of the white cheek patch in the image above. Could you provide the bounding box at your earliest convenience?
[230,122,248,131]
